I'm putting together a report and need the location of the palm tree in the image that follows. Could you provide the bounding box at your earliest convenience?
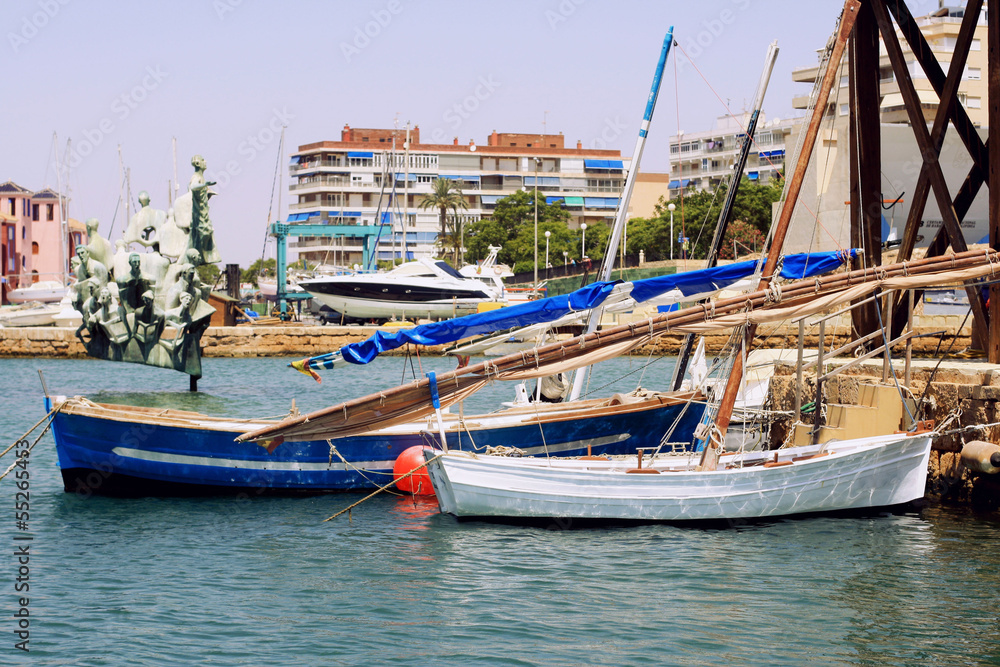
[419,178,468,261]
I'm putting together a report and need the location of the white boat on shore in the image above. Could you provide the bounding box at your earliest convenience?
[424,432,933,522]
[6,280,68,304]
[0,301,62,327]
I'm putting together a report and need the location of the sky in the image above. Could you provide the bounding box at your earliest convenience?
[2,0,871,267]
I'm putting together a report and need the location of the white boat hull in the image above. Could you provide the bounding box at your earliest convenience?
[7,281,67,304]
[425,433,933,521]
[307,292,485,320]
[0,305,61,327]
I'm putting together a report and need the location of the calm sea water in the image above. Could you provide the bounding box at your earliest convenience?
[3,356,1000,666]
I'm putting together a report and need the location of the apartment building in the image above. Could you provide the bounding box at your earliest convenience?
[790,3,989,126]
[667,112,796,196]
[0,181,83,303]
[288,125,632,265]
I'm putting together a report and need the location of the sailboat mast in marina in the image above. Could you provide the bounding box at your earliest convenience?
[568,27,674,401]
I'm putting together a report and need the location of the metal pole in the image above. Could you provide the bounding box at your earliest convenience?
[905,289,913,387]
[569,27,674,402]
[403,123,410,262]
[795,319,804,423]
[669,204,675,260]
[812,318,825,446]
[534,158,539,287]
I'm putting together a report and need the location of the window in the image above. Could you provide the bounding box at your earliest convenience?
[967,67,981,80]
[481,157,497,171]
[417,175,433,183]
[9,199,15,216]
[966,96,982,109]
[840,103,849,116]
[46,204,54,220]
[31,242,39,255]
[32,204,38,221]
[498,158,517,171]
[971,39,981,51]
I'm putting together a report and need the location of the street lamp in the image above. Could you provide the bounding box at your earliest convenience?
[533,158,540,288]
[563,250,568,267]
[544,230,551,271]
[667,202,676,261]
[580,223,587,260]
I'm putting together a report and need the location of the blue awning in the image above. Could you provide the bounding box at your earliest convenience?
[584,197,620,208]
[584,159,625,170]
[347,151,373,159]
[441,174,481,182]
[395,173,417,181]
[480,195,501,205]
[680,179,690,187]
[524,176,560,186]
[289,156,301,164]
[287,213,308,222]
[668,180,680,188]
[381,212,392,224]
[748,172,759,180]
[303,249,858,368]
[341,211,362,217]
[545,196,565,205]
[307,211,321,218]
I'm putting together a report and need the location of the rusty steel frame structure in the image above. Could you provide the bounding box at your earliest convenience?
[709,0,1000,449]
[846,0,1000,359]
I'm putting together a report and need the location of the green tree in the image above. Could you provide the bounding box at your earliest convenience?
[196,263,221,286]
[241,258,276,285]
[419,178,468,262]
[626,178,782,261]
[464,190,575,271]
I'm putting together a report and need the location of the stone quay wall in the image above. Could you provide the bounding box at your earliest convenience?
[768,359,1000,509]
[0,313,974,360]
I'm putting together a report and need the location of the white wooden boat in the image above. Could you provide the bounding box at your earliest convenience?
[424,433,933,522]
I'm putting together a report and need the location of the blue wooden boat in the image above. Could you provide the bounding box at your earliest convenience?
[49,391,705,497]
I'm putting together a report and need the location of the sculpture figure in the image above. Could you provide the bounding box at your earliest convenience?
[116,253,155,314]
[187,155,221,264]
[72,245,109,313]
[123,191,167,248]
[85,218,114,271]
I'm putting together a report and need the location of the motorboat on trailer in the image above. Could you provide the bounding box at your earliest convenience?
[299,257,505,321]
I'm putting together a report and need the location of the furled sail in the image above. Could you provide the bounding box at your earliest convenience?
[240,248,995,445]
[293,250,857,376]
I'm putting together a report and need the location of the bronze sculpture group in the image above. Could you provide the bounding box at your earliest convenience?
[73,156,218,377]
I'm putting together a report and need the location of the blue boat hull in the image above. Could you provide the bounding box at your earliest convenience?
[51,395,705,497]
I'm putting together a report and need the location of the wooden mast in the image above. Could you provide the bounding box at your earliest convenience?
[708,0,862,453]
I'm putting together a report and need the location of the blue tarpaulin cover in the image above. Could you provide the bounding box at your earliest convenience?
[339,281,618,365]
[308,249,857,368]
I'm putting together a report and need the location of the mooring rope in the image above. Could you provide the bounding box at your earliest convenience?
[0,404,63,483]
[323,453,444,522]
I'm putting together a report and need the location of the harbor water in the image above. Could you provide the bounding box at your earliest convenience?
[4,356,1000,666]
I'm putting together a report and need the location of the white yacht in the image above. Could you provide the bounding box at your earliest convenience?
[298,257,505,321]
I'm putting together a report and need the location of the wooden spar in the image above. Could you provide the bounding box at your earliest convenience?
[568,27,674,402]
[710,0,862,443]
[848,0,882,340]
[238,247,998,443]
[672,40,780,391]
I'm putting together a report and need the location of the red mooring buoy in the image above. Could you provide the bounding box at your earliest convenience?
[393,446,435,496]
